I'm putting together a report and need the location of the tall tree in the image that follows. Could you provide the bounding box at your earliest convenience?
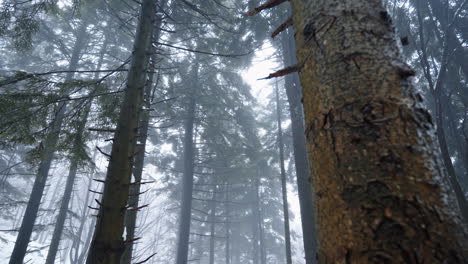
[175,62,198,264]
[280,22,317,264]
[275,84,292,264]
[85,0,156,263]
[8,20,88,264]
[121,1,167,261]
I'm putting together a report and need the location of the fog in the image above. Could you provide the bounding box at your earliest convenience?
[1,0,467,263]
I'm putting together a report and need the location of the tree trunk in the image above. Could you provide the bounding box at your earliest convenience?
[427,0,468,81]
[120,3,165,261]
[8,21,88,264]
[85,0,155,262]
[78,215,96,264]
[45,102,91,264]
[289,0,468,262]
[70,32,110,264]
[208,183,217,264]
[175,64,198,264]
[414,0,468,222]
[251,175,260,264]
[280,24,318,264]
[70,163,96,264]
[257,177,266,264]
[275,85,292,264]
[224,184,231,264]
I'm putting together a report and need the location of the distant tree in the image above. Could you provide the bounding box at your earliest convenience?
[275,84,292,264]
[8,19,89,264]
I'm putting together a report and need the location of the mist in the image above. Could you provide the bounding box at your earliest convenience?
[1,0,467,263]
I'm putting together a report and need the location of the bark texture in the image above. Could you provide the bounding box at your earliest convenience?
[289,0,468,262]
[85,0,155,263]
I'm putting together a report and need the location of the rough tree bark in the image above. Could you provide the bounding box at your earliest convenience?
[287,0,468,262]
[85,0,156,263]
[175,63,198,264]
[275,84,292,264]
[9,21,88,264]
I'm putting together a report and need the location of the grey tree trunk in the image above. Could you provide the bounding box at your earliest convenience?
[70,163,96,264]
[120,3,166,261]
[224,184,231,264]
[45,102,91,264]
[8,21,88,264]
[275,85,292,264]
[175,64,198,264]
[70,32,109,264]
[251,177,260,264]
[208,183,217,264]
[85,0,156,262]
[280,25,318,264]
[415,0,468,221]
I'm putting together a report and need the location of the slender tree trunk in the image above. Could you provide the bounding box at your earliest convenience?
[289,0,468,261]
[85,0,156,263]
[175,64,198,264]
[224,184,231,264]
[257,177,266,264]
[70,165,96,264]
[251,176,260,264]
[8,21,88,264]
[427,0,468,80]
[280,24,318,264]
[70,32,110,264]
[208,183,217,264]
[415,0,468,221]
[78,215,96,264]
[275,85,292,264]
[45,102,91,264]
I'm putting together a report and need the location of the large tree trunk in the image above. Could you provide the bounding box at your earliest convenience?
[85,0,156,263]
[275,85,292,264]
[120,3,165,261]
[280,25,318,264]
[289,0,468,262]
[8,21,88,264]
[175,64,198,264]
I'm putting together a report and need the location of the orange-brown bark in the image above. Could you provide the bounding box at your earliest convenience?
[289,0,468,262]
